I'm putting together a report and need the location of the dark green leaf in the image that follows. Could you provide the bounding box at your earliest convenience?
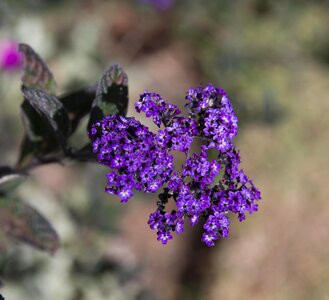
[0,197,60,254]
[0,167,26,195]
[88,64,128,130]
[18,104,62,168]
[20,99,50,142]
[59,84,96,135]
[70,143,94,162]
[22,87,70,152]
[16,136,62,171]
[18,43,60,166]
[19,43,57,95]
[16,136,41,169]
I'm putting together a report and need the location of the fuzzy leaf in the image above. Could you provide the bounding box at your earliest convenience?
[22,87,70,152]
[18,104,61,168]
[59,84,96,135]
[18,43,60,166]
[16,136,40,169]
[19,43,57,95]
[88,64,128,130]
[20,99,50,142]
[0,197,60,254]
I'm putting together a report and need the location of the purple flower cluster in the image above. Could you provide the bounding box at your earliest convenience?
[90,115,173,202]
[89,84,261,247]
[135,92,181,126]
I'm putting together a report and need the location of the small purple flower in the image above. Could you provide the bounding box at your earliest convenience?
[119,188,134,203]
[190,214,199,226]
[157,230,173,244]
[0,40,22,71]
[148,211,164,230]
[201,231,218,247]
[175,219,184,234]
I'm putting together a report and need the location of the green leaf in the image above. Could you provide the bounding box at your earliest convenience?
[0,167,26,195]
[18,43,60,167]
[19,43,57,95]
[16,136,41,169]
[22,87,70,153]
[20,99,50,142]
[18,103,62,168]
[88,64,128,130]
[59,84,96,135]
[0,197,60,254]
[70,143,94,162]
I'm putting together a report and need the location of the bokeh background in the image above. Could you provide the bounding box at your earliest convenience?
[1,0,329,299]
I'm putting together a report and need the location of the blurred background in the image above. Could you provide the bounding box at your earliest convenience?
[0,0,329,299]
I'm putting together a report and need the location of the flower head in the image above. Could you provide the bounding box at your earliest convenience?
[89,84,261,246]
